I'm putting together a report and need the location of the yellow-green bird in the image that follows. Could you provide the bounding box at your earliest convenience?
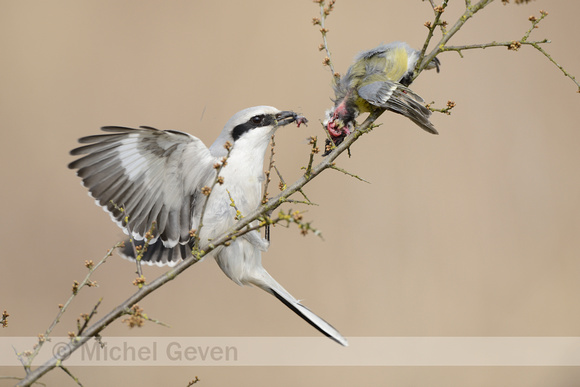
[324,41,440,150]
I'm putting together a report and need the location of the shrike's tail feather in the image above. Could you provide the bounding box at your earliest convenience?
[257,273,348,346]
[122,238,348,346]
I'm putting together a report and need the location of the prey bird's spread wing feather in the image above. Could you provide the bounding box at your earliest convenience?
[358,80,399,106]
[358,81,438,135]
[358,80,425,106]
[69,126,217,247]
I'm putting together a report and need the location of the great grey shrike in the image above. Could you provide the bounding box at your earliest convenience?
[69,106,348,346]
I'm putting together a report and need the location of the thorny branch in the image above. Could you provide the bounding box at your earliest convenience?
[14,1,580,385]
[58,366,82,387]
[415,0,495,79]
[414,1,579,92]
[17,245,119,375]
[194,141,232,251]
[262,134,277,205]
[329,164,370,183]
[76,298,102,336]
[416,0,449,77]
[130,221,157,287]
[313,0,338,78]
[427,100,457,115]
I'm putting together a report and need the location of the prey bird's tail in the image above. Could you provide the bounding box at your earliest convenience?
[385,87,438,135]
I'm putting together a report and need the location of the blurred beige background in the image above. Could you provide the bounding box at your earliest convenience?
[2,0,580,386]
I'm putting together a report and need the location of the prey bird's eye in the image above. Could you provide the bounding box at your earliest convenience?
[250,115,264,125]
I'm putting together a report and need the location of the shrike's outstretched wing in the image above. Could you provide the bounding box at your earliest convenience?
[69,126,216,247]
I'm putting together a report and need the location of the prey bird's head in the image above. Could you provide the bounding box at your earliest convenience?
[322,95,358,153]
[210,106,307,157]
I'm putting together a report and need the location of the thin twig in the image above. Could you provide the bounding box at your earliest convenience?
[226,189,244,220]
[416,0,495,79]
[443,39,549,56]
[59,365,83,387]
[297,189,313,204]
[262,135,278,240]
[20,244,119,371]
[530,42,580,91]
[194,142,232,250]
[273,165,287,191]
[416,0,448,75]
[272,164,311,204]
[426,100,457,115]
[141,312,171,328]
[304,136,318,178]
[262,134,276,205]
[318,1,336,75]
[285,199,319,206]
[76,298,102,336]
[434,5,579,92]
[521,9,547,42]
[124,222,143,278]
[328,164,370,183]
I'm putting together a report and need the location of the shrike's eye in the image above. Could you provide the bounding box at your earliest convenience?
[250,115,264,125]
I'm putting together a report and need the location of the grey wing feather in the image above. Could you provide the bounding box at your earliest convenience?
[358,81,438,135]
[69,126,216,247]
[118,238,192,267]
[358,80,399,106]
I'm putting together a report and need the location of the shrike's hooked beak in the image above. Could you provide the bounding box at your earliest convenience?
[275,111,309,127]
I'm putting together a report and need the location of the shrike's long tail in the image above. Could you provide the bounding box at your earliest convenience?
[255,271,349,347]
[122,237,348,346]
